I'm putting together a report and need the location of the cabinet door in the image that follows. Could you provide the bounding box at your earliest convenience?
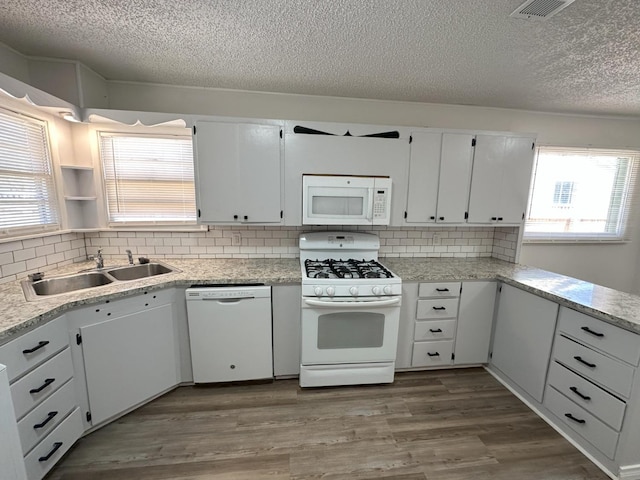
[491,284,558,402]
[194,122,282,223]
[467,135,504,224]
[0,367,27,480]
[405,133,440,223]
[81,304,178,425]
[396,282,418,369]
[436,133,474,223]
[272,285,302,377]
[498,136,534,224]
[454,281,496,365]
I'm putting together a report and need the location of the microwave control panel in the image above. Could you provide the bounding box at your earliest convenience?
[373,178,392,223]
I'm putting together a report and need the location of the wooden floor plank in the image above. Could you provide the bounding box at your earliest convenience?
[47,370,610,480]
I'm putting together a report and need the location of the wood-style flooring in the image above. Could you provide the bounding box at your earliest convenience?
[47,368,609,479]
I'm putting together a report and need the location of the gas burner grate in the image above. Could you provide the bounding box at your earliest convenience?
[304,259,394,279]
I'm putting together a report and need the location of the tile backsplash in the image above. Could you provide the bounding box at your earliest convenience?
[0,232,87,284]
[0,226,519,283]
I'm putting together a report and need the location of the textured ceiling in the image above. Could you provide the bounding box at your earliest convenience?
[0,0,639,117]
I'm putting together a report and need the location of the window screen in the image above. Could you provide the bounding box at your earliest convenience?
[100,133,196,224]
[0,109,59,235]
[525,147,639,242]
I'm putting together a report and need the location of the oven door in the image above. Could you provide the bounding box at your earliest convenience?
[301,297,401,364]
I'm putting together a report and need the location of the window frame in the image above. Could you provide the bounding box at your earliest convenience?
[0,107,60,238]
[523,146,640,244]
[97,130,197,227]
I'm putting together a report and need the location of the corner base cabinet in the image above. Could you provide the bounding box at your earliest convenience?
[491,283,559,402]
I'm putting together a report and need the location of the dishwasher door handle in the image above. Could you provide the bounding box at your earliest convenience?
[202,297,256,303]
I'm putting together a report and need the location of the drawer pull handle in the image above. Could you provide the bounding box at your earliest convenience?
[580,326,604,338]
[569,387,591,401]
[564,413,586,424]
[22,340,50,354]
[30,378,55,394]
[429,328,443,333]
[427,352,440,357]
[574,356,596,368]
[435,288,449,292]
[432,306,446,311]
[38,442,63,462]
[33,411,58,429]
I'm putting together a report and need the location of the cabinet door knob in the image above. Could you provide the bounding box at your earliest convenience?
[30,378,55,394]
[427,352,440,357]
[38,442,63,462]
[432,306,446,311]
[439,216,445,221]
[429,216,435,220]
[435,288,449,292]
[491,217,497,221]
[429,328,443,333]
[244,215,248,220]
[33,411,58,429]
[498,217,503,221]
[233,215,238,220]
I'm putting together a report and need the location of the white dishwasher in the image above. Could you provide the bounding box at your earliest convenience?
[186,286,273,383]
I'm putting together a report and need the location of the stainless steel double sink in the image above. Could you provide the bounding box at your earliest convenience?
[21,262,179,301]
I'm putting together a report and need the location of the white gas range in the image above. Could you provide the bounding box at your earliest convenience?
[299,231,402,387]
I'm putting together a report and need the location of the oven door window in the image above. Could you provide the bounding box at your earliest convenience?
[317,312,385,349]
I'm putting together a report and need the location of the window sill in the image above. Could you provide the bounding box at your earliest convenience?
[522,237,628,245]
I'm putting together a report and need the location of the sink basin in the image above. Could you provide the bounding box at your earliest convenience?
[24,272,114,299]
[105,263,174,281]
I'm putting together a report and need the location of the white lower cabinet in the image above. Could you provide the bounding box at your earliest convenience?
[272,284,302,377]
[80,303,178,425]
[491,283,559,402]
[454,281,496,365]
[0,365,27,480]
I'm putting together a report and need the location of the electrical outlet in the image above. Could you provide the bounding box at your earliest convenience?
[232,232,242,246]
[432,233,441,245]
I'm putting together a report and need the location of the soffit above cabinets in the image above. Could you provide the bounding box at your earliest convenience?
[0,0,639,118]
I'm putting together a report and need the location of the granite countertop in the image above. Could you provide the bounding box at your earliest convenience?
[1,256,640,346]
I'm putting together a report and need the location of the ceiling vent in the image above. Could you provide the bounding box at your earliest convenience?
[510,0,576,19]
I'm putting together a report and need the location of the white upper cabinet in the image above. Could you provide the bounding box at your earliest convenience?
[467,135,535,225]
[193,121,283,224]
[405,132,474,224]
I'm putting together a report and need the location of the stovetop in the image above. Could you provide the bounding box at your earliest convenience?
[304,259,395,280]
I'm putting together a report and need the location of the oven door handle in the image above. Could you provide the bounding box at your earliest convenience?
[303,298,400,308]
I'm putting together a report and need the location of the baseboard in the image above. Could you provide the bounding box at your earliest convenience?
[484,366,618,480]
[619,464,640,479]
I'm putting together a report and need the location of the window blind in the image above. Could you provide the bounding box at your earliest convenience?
[0,109,59,234]
[524,147,640,242]
[100,133,196,224]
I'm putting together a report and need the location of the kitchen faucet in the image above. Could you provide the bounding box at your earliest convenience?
[94,249,104,269]
[126,249,134,265]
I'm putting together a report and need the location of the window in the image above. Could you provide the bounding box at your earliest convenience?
[525,147,639,242]
[100,133,196,224]
[0,109,59,235]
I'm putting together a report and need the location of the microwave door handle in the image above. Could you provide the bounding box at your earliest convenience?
[366,187,374,221]
[304,298,400,308]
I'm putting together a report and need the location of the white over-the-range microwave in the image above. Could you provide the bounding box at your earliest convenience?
[302,174,392,225]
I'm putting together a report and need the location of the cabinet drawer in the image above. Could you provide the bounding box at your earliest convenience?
[17,379,77,455]
[558,307,640,366]
[414,319,456,341]
[416,298,459,320]
[0,315,68,383]
[544,386,619,459]
[66,288,174,323]
[553,335,634,398]
[24,407,83,480]
[11,348,74,420]
[418,282,460,298]
[547,361,626,431]
[412,340,454,367]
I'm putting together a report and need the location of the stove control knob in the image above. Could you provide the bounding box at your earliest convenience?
[314,286,323,297]
[372,286,382,296]
[383,285,393,295]
[326,286,336,297]
[349,286,359,296]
